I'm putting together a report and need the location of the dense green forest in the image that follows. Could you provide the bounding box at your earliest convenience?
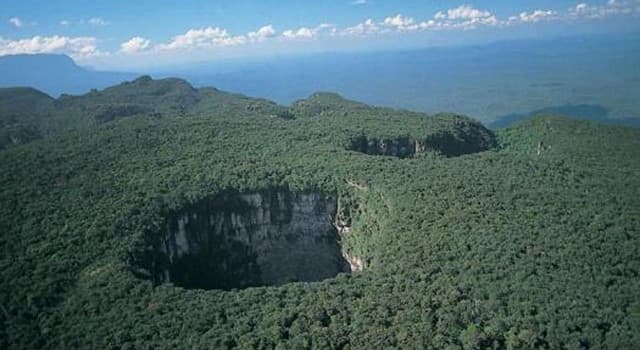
[0,77,638,349]
[0,76,288,150]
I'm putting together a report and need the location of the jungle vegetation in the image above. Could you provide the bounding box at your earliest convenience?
[0,76,288,150]
[0,77,638,349]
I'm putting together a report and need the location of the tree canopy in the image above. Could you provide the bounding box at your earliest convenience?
[0,78,638,349]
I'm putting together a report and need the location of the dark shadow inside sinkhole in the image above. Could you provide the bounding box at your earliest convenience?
[347,124,497,158]
[140,190,352,291]
[348,135,417,159]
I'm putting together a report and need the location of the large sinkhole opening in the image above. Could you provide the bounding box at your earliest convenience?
[143,190,355,291]
[349,135,417,159]
[347,125,497,158]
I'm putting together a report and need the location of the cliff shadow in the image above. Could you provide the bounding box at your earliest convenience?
[131,189,355,290]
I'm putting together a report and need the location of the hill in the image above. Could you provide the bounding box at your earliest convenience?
[173,33,640,124]
[0,87,54,115]
[0,76,290,149]
[0,87,54,148]
[0,80,638,348]
[0,54,136,97]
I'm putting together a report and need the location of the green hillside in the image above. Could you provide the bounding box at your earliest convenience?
[0,87,55,149]
[0,81,638,349]
[0,76,289,150]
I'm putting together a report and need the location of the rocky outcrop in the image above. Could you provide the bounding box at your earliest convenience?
[151,190,353,290]
[349,136,417,158]
[348,120,496,158]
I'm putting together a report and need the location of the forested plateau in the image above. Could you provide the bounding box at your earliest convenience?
[0,77,638,349]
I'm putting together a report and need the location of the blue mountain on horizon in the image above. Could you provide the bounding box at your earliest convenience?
[1,33,639,127]
[0,54,136,97]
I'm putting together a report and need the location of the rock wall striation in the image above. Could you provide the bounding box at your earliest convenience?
[153,190,352,290]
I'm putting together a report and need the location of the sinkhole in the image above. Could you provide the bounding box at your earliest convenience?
[348,125,497,158]
[139,189,356,290]
[349,135,417,159]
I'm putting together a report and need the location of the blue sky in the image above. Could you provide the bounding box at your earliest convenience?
[2,0,639,69]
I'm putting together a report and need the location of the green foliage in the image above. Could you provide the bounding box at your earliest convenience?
[0,87,54,149]
[0,76,289,149]
[0,80,638,349]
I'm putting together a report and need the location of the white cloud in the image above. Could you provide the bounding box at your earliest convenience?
[9,17,23,28]
[120,37,150,54]
[157,27,246,50]
[0,35,102,60]
[156,23,328,50]
[283,27,314,39]
[342,18,380,36]
[247,25,277,42]
[282,23,335,39]
[340,2,637,38]
[435,5,492,20]
[508,9,558,24]
[570,0,640,19]
[88,17,109,26]
[417,20,440,30]
[344,6,500,36]
[383,14,419,31]
[430,5,499,30]
[16,1,638,66]
[316,23,338,36]
[376,6,500,34]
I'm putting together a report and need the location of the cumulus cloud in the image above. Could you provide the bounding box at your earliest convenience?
[508,10,558,24]
[0,35,102,60]
[11,1,638,65]
[382,14,418,31]
[342,18,379,36]
[9,17,23,28]
[282,23,335,39]
[435,5,492,20]
[341,5,500,37]
[247,25,276,42]
[432,5,499,29]
[316,23,338,36]
[120,37,150,54]
[282,27,314,39]
[156,23,330,50]
[157,27,247,50]
[340,2,638,37]
[377,6,499,33]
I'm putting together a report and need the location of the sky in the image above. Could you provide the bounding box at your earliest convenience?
[1,0,639,70]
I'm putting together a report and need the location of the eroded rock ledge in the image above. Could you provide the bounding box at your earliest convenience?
[349,136,417,158]
[142,189,357,290]
[349,120,497,158]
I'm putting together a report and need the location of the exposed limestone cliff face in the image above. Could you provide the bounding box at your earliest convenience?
[349,136,416,158]
[153,190,353,290]
[348,119,496,158]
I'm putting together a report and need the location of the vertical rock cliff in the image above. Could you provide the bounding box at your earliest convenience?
[348,119,496,158]
[154,190,352,290]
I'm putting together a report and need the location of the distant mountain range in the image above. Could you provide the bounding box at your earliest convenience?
[164,33,640,125]
[0,54,137,97]
[2,33,639,135]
